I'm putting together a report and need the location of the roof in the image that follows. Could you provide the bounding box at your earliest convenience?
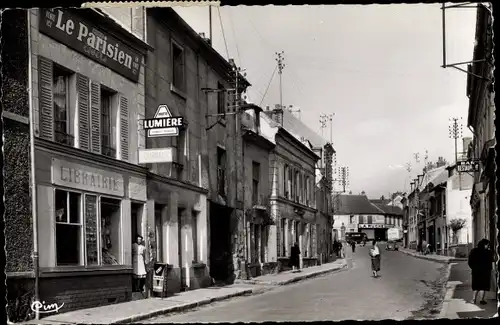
[282,109,330,149]
[333,195,385,215]
[417,166,448,192]
[373,204,403,216]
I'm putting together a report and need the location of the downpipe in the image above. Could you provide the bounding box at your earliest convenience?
[27,10,40,321]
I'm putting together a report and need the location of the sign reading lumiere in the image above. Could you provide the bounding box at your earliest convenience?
[39,8,142,82]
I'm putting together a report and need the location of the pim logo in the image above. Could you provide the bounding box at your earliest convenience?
[143,105,184,137]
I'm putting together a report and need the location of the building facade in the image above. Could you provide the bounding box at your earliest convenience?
[28,7,149,312]
[466,3,496,254]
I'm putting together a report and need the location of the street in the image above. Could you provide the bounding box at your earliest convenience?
[144,244,449,322]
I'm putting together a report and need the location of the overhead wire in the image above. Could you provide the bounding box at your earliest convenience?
[217,7,230,60]
[259,65,278,106]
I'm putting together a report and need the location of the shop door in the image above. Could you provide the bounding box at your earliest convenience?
[209,202,232,283]
[154,205,165,263]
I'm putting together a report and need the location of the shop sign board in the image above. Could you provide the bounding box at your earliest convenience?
[358,224,392,229]
[138,148,174,164]
[457,160,480,173]
[51,158,124,196]
[143,105,184,137]
[39,8,142,82]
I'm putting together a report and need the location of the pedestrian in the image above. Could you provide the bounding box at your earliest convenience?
[290,242,301,272]
[338,240,344,258]
[468,238,495,305]
[350,240,356,254]
[133,235,147,293]
[369,240,381,278]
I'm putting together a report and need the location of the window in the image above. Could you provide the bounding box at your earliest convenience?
[100,197,122,265]
[192,211,199,263]
[283,165,289,198]
[289,168,293,199]
[55,190,82,266]
[252,161,260,205]
[53,67,74,146]
[101,88,116,158]
[359,215,365,224]
[305,177,309,205]
[172,42,185,90]
[349,215,354,224]
[295,171,300,202]
[280,218,286,256]
[367,215,373,224]
[217,82,226,117]
[217,147,226,196]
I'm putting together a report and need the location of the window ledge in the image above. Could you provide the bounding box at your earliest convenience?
[192,262,206,269]
[170,83,187,100]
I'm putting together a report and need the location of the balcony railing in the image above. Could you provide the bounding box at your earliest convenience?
[101,145,116,158]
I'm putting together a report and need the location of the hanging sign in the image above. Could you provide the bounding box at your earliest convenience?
[457,160,480,173]
[143,105,184,137]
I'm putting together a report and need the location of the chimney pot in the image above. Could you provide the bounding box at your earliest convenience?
[199,32,206,38]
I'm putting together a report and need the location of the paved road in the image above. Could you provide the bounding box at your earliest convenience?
[145,244,448,322]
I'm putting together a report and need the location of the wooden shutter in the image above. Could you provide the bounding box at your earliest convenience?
[90,81,101,154]
[77,74,90,151]
[38,56,54,140]
[119,95,129,161]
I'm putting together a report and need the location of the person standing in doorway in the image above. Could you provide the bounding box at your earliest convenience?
[468,238,495,305]
[290,242,301,272]
[133,235,147,294]
[370,240,381,278]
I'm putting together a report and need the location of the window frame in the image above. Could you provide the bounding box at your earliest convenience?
[171,39,186,91]
[217,147,227,196]
[99,194,123,266]
[217,81,226,118]
[52,65,74,146]
[54,188,84,267]
[100,87,117,158]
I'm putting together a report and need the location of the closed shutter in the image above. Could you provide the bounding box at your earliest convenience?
[90,81,101,154]
[77,74,90,151]
[38,56,54,140]
[119,95,129,161]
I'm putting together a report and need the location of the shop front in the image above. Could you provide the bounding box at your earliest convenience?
[358,223,389,241]
[35,148,147,312]
[146,175,210,295]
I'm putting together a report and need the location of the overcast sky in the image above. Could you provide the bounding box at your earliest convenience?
[174,4,477,198]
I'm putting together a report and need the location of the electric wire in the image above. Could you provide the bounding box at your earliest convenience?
[217,7,230,59]
[227,11,242,67]
[259,65,278,106]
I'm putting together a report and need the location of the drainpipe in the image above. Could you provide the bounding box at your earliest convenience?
[27,10,40,320]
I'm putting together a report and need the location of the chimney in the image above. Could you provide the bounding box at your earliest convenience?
[198,32,212,45]
[266,105,270,111]
[462,137,472,154]
[271,104,284,126]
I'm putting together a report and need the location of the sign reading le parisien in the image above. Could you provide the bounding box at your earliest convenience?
[39,8,142,82]
[143,105,184,137]
[52,158,124,197]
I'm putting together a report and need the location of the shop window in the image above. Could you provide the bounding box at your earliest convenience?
[217,82,226,117]
[53,66,74,146]
[101,88,117,158]
[172,41,185,91]
[100,197,122,265]
[217,147,226,197]
[252,161,260,205]
[55,190,82,266]
[84,194,99,265]
[260,226,266,262]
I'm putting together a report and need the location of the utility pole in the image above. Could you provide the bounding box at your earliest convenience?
[319,115,327,138]
[449,117,463,163]
[320,113,334,143]
[276,51,285,109]
[335,166,349,193]
[414,152,420,164]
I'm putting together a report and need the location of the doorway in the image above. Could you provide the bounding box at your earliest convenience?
[154,204,166,263]
[209,202,232,283]
[131,203,144,243]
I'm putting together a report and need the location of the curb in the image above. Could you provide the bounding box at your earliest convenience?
[112,289,253,324]
[399,249,467,264]
[235,261,348,286]
[438,264,454,319]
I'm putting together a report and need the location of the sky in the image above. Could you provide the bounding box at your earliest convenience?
[174,4,477,198]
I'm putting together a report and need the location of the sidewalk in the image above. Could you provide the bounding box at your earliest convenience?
[399,248,468,264]
[236,259,347,286]
[24,260,346,324]
[439,261,498,319]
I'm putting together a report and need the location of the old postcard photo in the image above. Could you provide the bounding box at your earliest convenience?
[2,1,498,323]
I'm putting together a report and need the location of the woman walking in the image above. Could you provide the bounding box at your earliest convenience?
[290,242,301,272]
[370,240,381,278]
[133,235,147,294]
[468,238,495,304]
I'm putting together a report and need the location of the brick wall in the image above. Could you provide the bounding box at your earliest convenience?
[39,273,132,314]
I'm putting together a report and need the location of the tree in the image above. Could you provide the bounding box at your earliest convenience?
[380,195,385,201]
[361,191,366,196]
[449,218,466,244]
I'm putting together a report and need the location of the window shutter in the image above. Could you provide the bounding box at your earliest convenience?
[38,56,54,140]
[90,81,101,154]
[77,74,90,151]
[119,95,129,161]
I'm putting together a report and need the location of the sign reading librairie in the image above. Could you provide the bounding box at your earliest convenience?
[51,158,124,196]
[39,8,142,82]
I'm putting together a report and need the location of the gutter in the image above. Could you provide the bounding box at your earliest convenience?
[27,10,40,320]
